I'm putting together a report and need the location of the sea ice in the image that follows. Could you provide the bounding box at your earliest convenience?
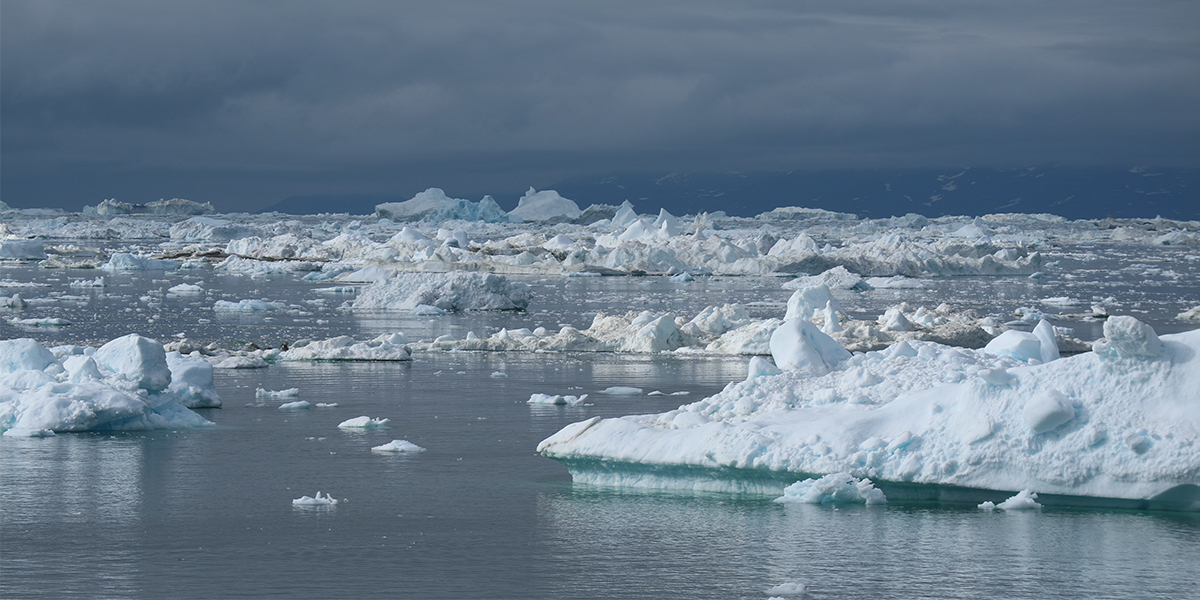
[371,439,426,453]
[996,489,1042,510]
[351,272,530,312]
[338,416,390,428]
[527,393,588,406]
[539,316,1200,507]
[775,473,887,505]
[276,333,412,361]
[278,401,310,410]
[292,491,338,505]
[0,336,214,433]
[256,387,300,399]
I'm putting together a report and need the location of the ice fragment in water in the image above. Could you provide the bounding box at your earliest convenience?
[292,491,338,505]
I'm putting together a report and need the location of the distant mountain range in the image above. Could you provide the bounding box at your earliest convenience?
[261,166,1198,220]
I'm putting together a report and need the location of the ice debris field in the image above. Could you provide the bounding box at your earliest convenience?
[1,190,1198,510]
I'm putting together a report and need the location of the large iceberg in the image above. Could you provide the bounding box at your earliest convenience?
[538,316,1200,510]
[375,188,510,223]
[0,335,216,434]
[351,272,530,311]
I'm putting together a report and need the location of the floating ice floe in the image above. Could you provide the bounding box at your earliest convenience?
[278,401,310,410]
[255,387,300,399]
[371,439,426,453]
[338,416,389,429]
[69,277,105,288]
[979,489,1043,511]
[1178,306,1200,321]
[213,299,287,312]
[8,317,71,328]
[275,333,412,361]
[538,315,1200,510]
[0,335,216,433]
[527,393,588,406]
[292,491,338,506]
[0,239,47,260]
[167,282,203,295]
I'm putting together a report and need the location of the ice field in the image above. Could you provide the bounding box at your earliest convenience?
[1,193,1199,598]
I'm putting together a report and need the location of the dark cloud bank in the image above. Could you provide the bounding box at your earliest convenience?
[3,1,1197,218]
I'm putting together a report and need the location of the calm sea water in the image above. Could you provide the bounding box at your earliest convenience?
[3,355,1199,600]
[2,244,1200,599]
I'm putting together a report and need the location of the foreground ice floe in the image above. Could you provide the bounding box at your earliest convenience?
[0,334,217,434]
[538,315,1200,509]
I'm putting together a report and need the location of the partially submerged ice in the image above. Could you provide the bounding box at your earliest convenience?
[538,315,1200,510]
[0,334,218,435]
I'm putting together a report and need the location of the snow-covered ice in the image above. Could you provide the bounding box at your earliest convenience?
[338,416,389,429]
[0,335,215,433]
[292,491,338,506]
[371,439,426,453]
[539,315,1200,509]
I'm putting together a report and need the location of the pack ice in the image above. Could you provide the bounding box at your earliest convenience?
[538,315,1200,510]
[0,334,218,435]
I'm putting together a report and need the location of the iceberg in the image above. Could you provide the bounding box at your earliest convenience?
[375,188,510,223]
[351,272,530,312]
[507,188,582,223]
[0,336,214,433]
[538,317,1200,510]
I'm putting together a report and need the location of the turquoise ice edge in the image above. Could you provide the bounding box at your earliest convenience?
[553,457,1200,512]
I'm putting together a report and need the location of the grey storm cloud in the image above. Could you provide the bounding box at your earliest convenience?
[2,0,1198,209]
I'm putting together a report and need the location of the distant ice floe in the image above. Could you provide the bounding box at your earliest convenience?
[85,197,215,216]
[539,316,1200,509]
[0,334,218,434]
[371,439,426,453]
[256,387,300,399]
[100,252,177,271]
[292,491,338,506]
[275,333,412,361]
[278,401,310,410]
[375,188,511,223]
[351,272,530,312]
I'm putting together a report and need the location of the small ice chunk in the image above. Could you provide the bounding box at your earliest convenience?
[984,330,1043,363]
[411,304,447,316]
[528,393,588,406]
[978,501,996,511]
[769,319,850,375]
[996,489,1042,510]
[292,491,338,506]
[1032,319,1060,363]
[1098,315,1163,359]
[745,356,782,381]
[278,401,310,410]
[338,416,390,428]
[490,371,507,378]
[256,387,300,399]
[775,473,887,505]
[597,386,643,396]
[372,439,426,453]
[1023,390,1075,434]
[765,582,808,597]
[2,427,56,438]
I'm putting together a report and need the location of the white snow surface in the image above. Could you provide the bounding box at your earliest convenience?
[775,472,887,505]
[507,188,582,222]
[538,317,1200,504]
[0,335,214,433]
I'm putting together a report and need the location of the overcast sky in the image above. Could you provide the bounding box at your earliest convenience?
[3,0,1198,211]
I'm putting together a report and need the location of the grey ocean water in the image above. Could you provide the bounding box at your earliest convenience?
[2,243,1200,599]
